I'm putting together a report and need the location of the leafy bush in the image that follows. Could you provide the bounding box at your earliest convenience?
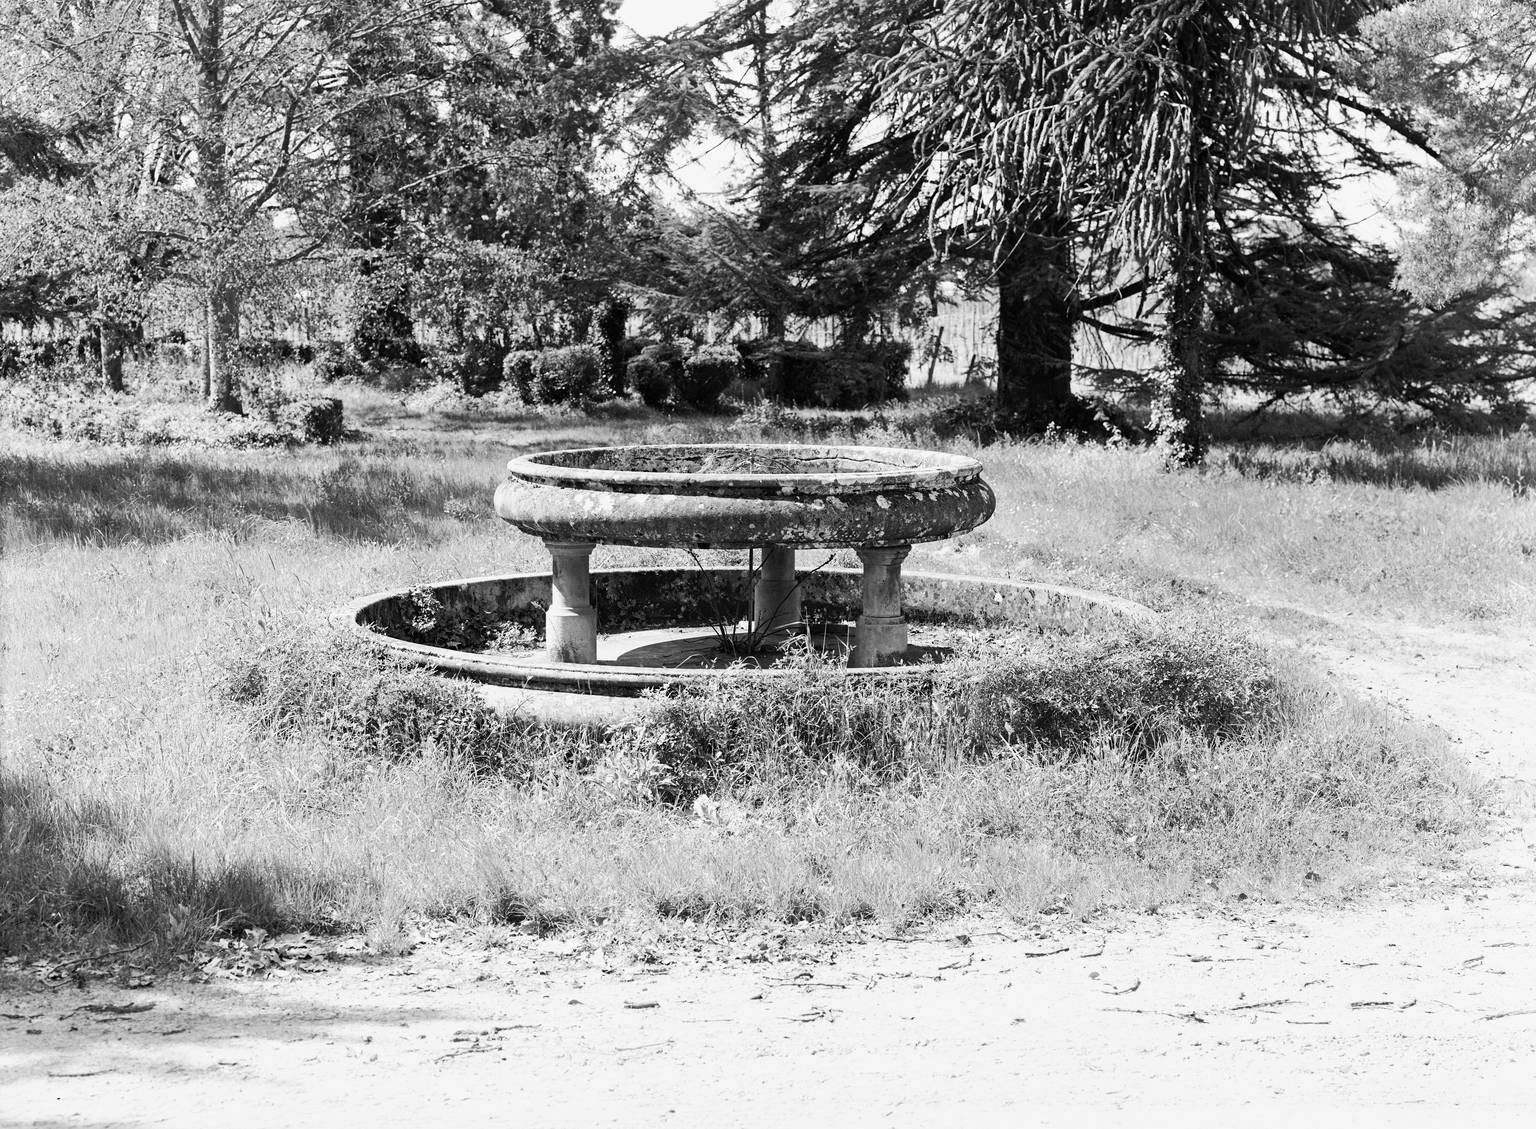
[931,395,1144,445]
[525,344,605,407]
[627,354,669,406]
[277,396,346,444]
[865,340,913,401]
[675,345,740,409]
[592,295,630,395]
[311,340,368,384]
[0,380,344,448]
[428,338,506,397]
[752,340,904,409]
[237,337,311,367]
[622,336,656,361]
[503,349,539,402]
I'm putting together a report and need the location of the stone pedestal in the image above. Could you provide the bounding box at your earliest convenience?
[851,545,910,667]
[752,544,802,637]
[544,540,597,663]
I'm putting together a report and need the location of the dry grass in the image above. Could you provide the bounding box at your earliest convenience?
[2,386,1521,956]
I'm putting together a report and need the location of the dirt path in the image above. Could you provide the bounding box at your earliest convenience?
[5,617,1534,1127]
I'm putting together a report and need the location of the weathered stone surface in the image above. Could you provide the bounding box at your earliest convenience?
[341,567,1160,700]
[494,443,995,549]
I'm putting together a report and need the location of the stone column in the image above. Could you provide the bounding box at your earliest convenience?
[752,544,801,638]
[851,545,910,667]
[544,540,597,663]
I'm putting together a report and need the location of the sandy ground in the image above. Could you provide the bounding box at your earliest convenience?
[4,612,1534,1128]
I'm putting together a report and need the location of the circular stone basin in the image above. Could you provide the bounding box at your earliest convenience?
[341,567,1158,726]
[493,443,995,549]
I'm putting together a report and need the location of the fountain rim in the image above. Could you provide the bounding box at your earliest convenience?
[337,566,1160,696]
[504,442,985,497]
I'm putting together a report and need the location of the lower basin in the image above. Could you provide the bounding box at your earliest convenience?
[341,568,1158,726]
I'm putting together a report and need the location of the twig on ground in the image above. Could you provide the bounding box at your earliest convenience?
[1231,999,1292,1011]
[1023,946,1069,958]
[1479,1008,1536,1021]
[1103,1007,1206,1024]
[45,940,152,980]
[1101,979,1141,996]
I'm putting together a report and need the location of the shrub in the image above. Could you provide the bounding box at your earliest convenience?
[675,345,740,409]
[311,341,368,384]
[865,340,913,402]
[622,336,657,361]
[626,620,1280,804]
[592,295,630,396]
[931,396,1144,445]
[625,341,693,408]
[277,396,346,444]
[502,350,538,402]
[526,344,605,407]
[0,380,344,448]
[627,354,670,406]
[756,341,901,409]
[431,338,506,397]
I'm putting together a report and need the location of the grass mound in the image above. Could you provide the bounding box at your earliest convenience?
[629,620,1279,802]
[135,615,1469,937]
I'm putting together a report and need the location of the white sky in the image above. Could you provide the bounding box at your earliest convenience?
[618,0,720,39]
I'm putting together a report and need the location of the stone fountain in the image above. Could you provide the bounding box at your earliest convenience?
[341,442,1156,725]
[492,443,996,668]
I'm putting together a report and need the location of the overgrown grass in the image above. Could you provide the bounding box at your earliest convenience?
[1,389,1524,957]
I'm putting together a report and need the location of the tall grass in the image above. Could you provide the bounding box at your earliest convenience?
[0,392,1516,955]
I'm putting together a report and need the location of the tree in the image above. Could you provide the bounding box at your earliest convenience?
[633,1,949,351]
[5,1,474,410]
[1361,0,1536,305]
[889,1,1379,463]
[330,1,650,367]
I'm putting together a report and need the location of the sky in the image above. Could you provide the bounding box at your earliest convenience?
[618,0,720,38]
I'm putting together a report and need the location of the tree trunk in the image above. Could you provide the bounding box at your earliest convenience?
[995,214,1074,418]
[206,285,241,413]
[100,325,125,393]
[1151,255,1208,467]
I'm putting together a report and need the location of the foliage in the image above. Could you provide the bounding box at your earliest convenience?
[675,345,741,409]
[0,380,293,448]
[625,616,1370,807]
[754,339,907,410]
[523,344,605,407]
[503,349,539,402]
[626,353,670,407]
[1361,0,1536,305]
[312,342,371,385]
[225,625,509,766]
[0,374,344,448]
[591,293,631,396]
[931,396,1143,447]
[277,397,347,445]
[1206,232,1536,422]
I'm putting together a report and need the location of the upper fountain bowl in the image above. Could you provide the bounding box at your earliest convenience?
[493,443,995,549]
